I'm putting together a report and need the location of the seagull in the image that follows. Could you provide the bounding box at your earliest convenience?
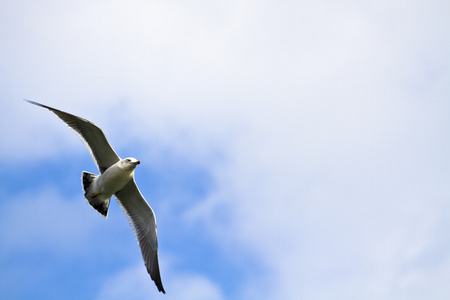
[26,100,165,294]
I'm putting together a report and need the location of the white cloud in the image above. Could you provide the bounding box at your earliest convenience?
[96,262,225,300]
[1,0,449,299]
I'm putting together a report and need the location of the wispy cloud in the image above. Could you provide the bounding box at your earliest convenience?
[96,262,225,300]
[1,0,449,299]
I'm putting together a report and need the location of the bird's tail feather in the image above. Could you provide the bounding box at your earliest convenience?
[81,171,110,218]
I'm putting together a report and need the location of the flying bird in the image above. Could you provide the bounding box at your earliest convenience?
[26,100,165,294]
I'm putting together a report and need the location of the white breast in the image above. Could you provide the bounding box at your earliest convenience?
[96,162,135,195]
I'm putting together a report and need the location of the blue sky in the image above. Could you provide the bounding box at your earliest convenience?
[1,0,449,299]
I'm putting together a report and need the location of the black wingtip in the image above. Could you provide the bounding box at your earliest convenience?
[159,282,166,294]
[151,269,165,293]
[24,99,38,105]
[25,99,56,111]
[152,274,165,294]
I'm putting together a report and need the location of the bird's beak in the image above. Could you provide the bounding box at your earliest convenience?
[135,161,141,165]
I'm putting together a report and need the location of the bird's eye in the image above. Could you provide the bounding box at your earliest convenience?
[125,159,130,162]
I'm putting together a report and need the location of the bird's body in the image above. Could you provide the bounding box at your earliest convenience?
[83,158,140,217]
[26,100,165,293]
[93,159,139,196]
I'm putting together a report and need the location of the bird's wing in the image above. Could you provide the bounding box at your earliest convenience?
[26,100,120,173]
[114,179,165,293]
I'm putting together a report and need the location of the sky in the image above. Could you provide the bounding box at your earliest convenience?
[1,0,449,299]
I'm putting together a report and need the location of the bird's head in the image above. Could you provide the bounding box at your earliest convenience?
[121,157,141,170]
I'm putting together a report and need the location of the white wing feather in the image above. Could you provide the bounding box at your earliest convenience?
[115,180,165,293]
[26,100,120,173]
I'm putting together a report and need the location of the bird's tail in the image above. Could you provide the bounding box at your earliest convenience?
[81,171,110,218]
